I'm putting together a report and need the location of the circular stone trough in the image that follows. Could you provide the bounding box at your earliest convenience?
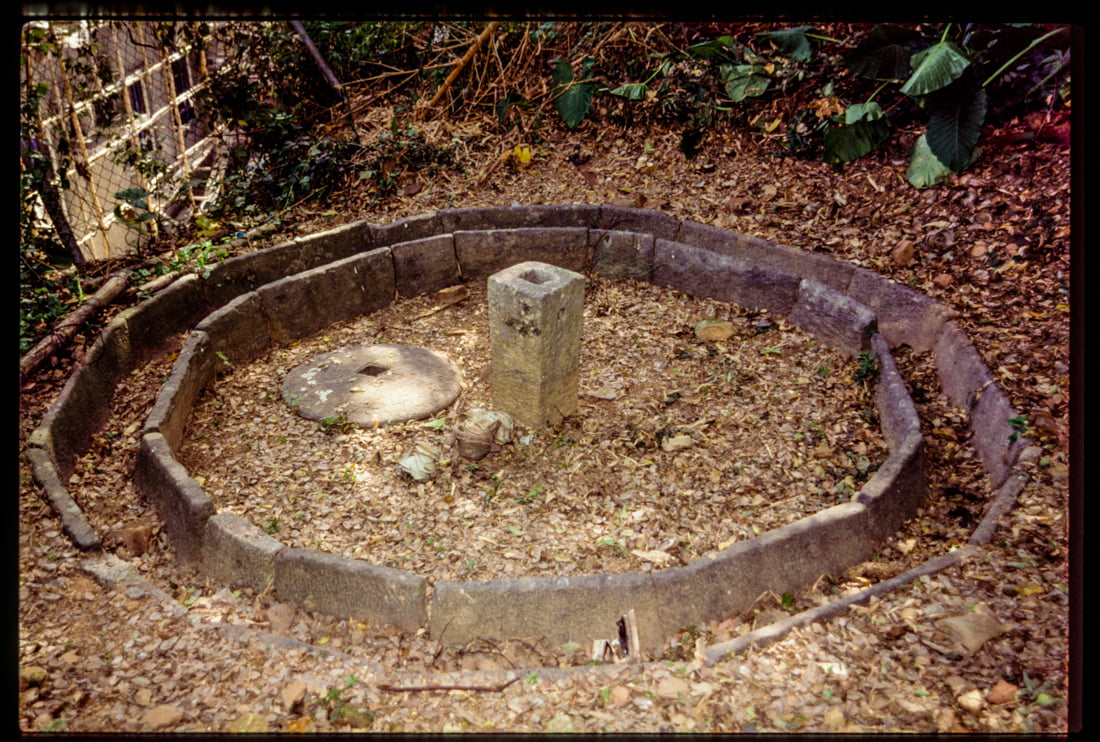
[25,204,1031,666]
[282,343,462,427]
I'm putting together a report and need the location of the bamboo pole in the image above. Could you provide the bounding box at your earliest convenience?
[51,21,112,260]
[419,21,500,118]
[158,37,196,215]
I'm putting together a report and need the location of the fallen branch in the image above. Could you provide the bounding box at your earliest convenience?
[19,271,130,389]
[420,21,500,117]
[378,676,520,693]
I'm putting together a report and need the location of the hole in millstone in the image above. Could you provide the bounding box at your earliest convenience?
[519,269,546,284]
[359,364,389,377]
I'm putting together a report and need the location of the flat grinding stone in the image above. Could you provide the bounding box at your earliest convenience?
[282,344,462,427]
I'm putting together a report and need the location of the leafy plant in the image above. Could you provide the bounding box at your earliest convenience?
[837,23,1070,185]
[550,56,595,129]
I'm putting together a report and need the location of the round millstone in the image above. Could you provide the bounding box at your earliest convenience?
[282,344,462,427]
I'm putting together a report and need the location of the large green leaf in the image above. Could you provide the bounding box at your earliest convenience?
[844,24,924,80]
[551,58,594,129]
[906,132,955,187]
[686,35,741,60]
[609,83,648,100]
[756,26,816,62]
[900,40,971,96]
[719,64,770,102]
[924,84,987,172]
[822,102,890,164]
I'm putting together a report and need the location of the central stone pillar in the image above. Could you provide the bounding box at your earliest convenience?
[487,261,584,429]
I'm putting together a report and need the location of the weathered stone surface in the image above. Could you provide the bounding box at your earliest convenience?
[789,279,877,357]
[847,267,953,352]
[935,322,995,411]
[257,247,394,344]
[24,447,101,550]
[970,381,1030,488]
[588,229,655,279]
[113,273,208,366]
[369,212,445,246]
[653,239,800,315]
[596,205,681,241]
[855,432,927,538]
[392,234,460,297]
[439,204,600,233]
[195,291,274,368]
[133,432,215,564]
[677,220,856,291]
[454,228,590,278]
[143,331,217,451]
[29,323,130,479]
[871,333,921,449]
[282,343,463,427]
[488,261,585,428]
[274,548,427,628]
[202,512,284,592]
[431,571,667,652]
[653,502,873,633]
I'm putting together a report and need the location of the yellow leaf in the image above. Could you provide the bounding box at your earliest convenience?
[512,145,532,169]
[1016,585,1045,596]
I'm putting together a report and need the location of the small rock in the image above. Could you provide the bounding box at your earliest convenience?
[609,685,631,706]
[935,707,958,733]
[134,687,153,707]
[141,704,184,729]
[227,712,269,733]
[890,239,916,266]
[987,679,1018,705]
[660,433,693,452]
[694,319,735,342]
[823,707,846,732]
[546,713,575,733]
[936,606,1006,654]
[19,665,48,691]
[281,678,306,713]
[267,602,296,634]
[957,689,985,716]
[656,676,690,699]
[932,273,954,288]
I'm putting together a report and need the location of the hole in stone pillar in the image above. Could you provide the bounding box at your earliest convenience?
[520,269,546,284]
[359,364,389,376]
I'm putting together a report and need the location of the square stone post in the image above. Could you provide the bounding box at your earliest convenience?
[488,261,584,429]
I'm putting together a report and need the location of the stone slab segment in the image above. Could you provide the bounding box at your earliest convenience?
[202,513,285,592]
[847,268,954,352]
[203,221,373,309]
[143,331,218,452]
[595,205,682,242]
[789,279,877,357]
[653,502,873,633]
[391,234,460,297]
[970,381,1030,489]
[368,212,445,247]
[112,273,209,366]
[935,322,995,411]
[274,548,427,629]
[855,432,927,539]
[134,432,215,564]
[430,572,668,653]
[871,333,921,450]
[28,320,131,480]
[195,292,275,369]
[256,247,394,344]
[488,261,585,429]
[454,228,590,278]
[438,204,601,233]
[676,220,857,292]
[969,472,1029,545]
[24,447,101,550]
[653,239,800,316]
[588,229,655,280]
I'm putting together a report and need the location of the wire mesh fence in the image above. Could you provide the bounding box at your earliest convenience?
[21,20,238,262]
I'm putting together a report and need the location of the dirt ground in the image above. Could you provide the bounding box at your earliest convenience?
[17,93,1074,733]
